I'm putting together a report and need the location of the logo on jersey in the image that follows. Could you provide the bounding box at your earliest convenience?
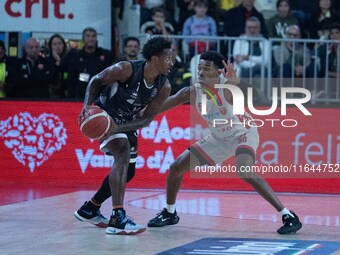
[127,82,140,104]
[196,83,223,116]
[0,112,67,172]
[127,99,135,104]
[151,88,158,98]
[219,107,227,115]
[132,106,140,112]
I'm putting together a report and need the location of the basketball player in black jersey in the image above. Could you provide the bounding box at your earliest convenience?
[74,37,173,235]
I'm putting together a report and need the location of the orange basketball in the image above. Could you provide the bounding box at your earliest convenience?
[79,106,113,140]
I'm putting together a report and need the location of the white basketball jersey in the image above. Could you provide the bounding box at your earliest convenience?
[194,82,256,142]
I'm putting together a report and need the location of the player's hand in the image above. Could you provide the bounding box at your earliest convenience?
[52,50,61,65]
[219,60,240,85]
[135,107,146,119]
[78,105,92,125]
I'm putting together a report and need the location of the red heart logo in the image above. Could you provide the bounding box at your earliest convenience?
[0,113,67,172]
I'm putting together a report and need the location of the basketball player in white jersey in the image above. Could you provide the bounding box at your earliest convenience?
[147,51,302,234]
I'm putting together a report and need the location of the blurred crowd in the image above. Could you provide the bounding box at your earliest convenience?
[1,0,340,102]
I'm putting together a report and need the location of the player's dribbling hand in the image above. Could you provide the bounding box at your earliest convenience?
[135,107,146,119]
[219,60,240,85]
[78,105,92,125]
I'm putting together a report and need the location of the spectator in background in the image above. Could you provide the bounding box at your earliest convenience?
[167,40,189,95]
[138,0,165,25]
[177,0,196,32]
[140,7,174,35]
[47,34,76,98]
[220,0,241,11]
[254,0,277,20]
[0,40,16,98]
[138,0,177,33]
[308,0,340,40]
[215,0,241,27]
[290,0,318,37]
[162,0,177,29]
[182,0,217,58]
[318,23,340,97]
[12,38,55,99]
[233,16,270,78]
[177,0,216,32]
[319,23,340,77]
[224,0,268,38]
[266,0,299,41]
[68,27,114,100]
[334,1,340,12]
[116,37,140,62]
[273,25,314,78]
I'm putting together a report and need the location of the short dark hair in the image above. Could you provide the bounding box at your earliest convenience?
[195,0,208,7]
[123,36,140,47]
[82,27,97,39]
[142,37,171,61]
[277,0,291,9]
[48,34,67,56]
[200,51,225,69]
[152,6,165,15]
[329,23,340,31]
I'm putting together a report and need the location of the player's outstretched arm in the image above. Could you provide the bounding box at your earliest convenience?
[160,85,193,112]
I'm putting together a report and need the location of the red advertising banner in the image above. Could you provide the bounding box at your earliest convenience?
[0,100,339,194]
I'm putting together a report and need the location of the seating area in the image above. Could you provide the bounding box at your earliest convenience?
[136,33,340,105]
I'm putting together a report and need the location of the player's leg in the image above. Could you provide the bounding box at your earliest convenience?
[103,135,145,235]
[147,149,202,227]
[74,132,137,228]
[73,174,111,228]
[92,163,135,205]
[79,132,137,206]
[105,137,129,206]
[235,149,302,234]
[166,149,192,204]
[74,162,137,227]
[235,150,285,210]
[148,136,216,227]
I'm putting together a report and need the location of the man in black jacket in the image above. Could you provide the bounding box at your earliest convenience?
[68,27,114,99]
[223,0,267,38]
[12,38,55,99]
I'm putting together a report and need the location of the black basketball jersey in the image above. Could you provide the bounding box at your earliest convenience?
[95,60,167,125]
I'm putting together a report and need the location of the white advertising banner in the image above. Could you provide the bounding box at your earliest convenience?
[0,0,111,48]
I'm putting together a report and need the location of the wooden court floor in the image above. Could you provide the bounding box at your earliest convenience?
[1,188,340,255]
